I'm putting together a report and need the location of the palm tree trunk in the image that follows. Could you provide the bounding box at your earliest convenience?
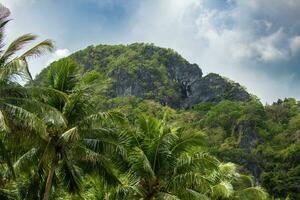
[43,158,58,200]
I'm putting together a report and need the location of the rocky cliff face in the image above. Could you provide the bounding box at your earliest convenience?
[233,121,263,179]
[36,43,251,108]
[181,73,250,108]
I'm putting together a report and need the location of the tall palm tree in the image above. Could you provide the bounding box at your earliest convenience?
[0,4,56,182]
[15,58,127,200]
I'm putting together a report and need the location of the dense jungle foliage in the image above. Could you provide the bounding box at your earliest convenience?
[0,6,299,200]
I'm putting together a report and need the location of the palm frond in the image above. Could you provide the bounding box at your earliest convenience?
[129,146,155,180]
[0,188,17,200]
[185,189,210,200]
[13,148,38,173]
[175,153,219,174]
[170,172,212,193]
[0,139,15,178]
[170,131,205,155]
[2,97,67,129]
[59,152,82,194]
[0,58,30,81]
[1,34,37,63]
[0,103,47,140]
[20,39,54,59]
[82,129,130,158]
[233,187,268,200]
[0,110,9,132]
[57,127,79,146]
[211,181,233,199]
[78,111,125,128]
[76,146,121,186]
[155,192,180,200]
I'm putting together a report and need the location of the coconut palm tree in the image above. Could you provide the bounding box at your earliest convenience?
[14,58,127,200]
[0,4,56,181]
[106,115,218,199]
[106,115,269,200]
[201,162,268,200]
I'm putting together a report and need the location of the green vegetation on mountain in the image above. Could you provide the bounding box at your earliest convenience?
[0,6,299,200]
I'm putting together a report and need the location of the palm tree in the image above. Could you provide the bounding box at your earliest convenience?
[0,4,56,182]
[202,162,268,200]
[108,115,218,199]
[108,115,268,200]
[15,58,127,200]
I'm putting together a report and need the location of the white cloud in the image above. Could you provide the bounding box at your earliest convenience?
[46,48,71,65]
[289,36,300,55]
[1,0,35,10]
[250,29,288,62]
[54,48,70,58]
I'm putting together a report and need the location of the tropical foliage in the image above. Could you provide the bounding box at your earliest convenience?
[1,4,299,200]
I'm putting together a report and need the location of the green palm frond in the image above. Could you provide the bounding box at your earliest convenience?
[0,84,66,108]
[0,110,9,132]
[0,58,29,81]
[171,172,212,193]
[170,131,205,155]
[57,127,79,146]
[78,111,125,128]
[13,148,38,173]
[0,103,47,140]
[76,146,121,186]
[233,187,268,200]
[0,139,15,178]
[82,135,128,158]
[211,181,233,199]
[2,97,67,129]
[175,153,219,174]
[218,162,237,180]
[185,189,210,200]
[0,188,17,200]
[47,58,79,93]
[19,39,54,59]
[59,152,82,194]
[62,90,92,125]
[113,172,142,198]
[232,174,255,190]
[155,192,180,200]
[0,34,37,63]
[129,146,155,180]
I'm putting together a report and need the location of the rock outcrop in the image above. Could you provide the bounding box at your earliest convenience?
[233,121,264,179]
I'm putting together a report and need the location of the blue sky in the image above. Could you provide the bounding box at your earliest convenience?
[2,0,300,103]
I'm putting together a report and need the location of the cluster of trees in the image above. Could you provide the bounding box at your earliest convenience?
[103,96,300,199]
[0,8,270,200]
[192,99,300,200]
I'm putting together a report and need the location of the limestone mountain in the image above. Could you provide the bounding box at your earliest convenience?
[35,43,251,108]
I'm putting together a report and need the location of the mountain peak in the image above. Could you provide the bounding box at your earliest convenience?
[36,43,251,108]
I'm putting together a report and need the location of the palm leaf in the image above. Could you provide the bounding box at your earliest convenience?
[0,103,47,140]
[234,187,268,200]
[59,152,82,194]
[20,39,54,59]
[1,34,37,63]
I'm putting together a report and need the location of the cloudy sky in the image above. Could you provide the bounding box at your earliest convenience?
[1,0,300,103]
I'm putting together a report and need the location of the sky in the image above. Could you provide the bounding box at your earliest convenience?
[1,0,300,103]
